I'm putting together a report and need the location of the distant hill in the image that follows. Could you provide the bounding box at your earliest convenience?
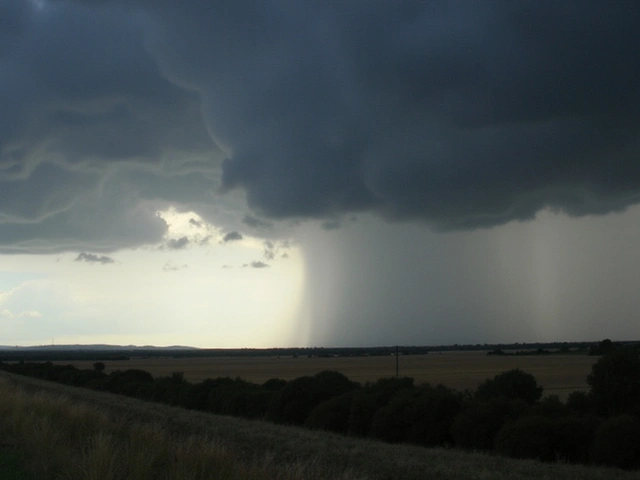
[0,344,201,361]
[0,344,199,351]
[0,341,636,362]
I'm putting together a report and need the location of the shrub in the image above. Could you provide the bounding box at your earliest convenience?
[552,415,599,464]
[306,392,355,433]
[494,416,556,461]
[566,390,594,414]
[262,378,287,391]
[528,394,567,418]
[267,371,358,425]
[495,414,601,464]
[476,369,543,404]
[369,384,463,447]
[364,377,415,404]
[206,377,248,414]
[369,389,415,443]
[183,378,218,410]
[347,391,378,436]
[347,376,415,436]
[451,397,527,451]
[587,347,640,414]
[590,415,640,469]
[103,369,155,397]
[407,384,463,447]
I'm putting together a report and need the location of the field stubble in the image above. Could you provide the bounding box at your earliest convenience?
[64,351,597,398]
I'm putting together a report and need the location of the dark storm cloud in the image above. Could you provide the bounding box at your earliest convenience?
[134,0,640,229]
[322,220,342,231]
[222,231,243,243]
[0,0,217,252]
[2,1,640,254]
[74,252,115,264]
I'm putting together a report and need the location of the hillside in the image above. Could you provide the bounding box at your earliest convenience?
[0,371,635,480]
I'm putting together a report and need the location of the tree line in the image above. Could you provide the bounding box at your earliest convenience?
[2,344,640,470]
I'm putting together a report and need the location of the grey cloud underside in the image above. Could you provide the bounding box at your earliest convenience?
[248,261,269,269]
[0,0,219,252]
[242,215,272,229]
[135,0,640,229]
[74,252,114,264]
[164,236,189,250]
[2,1,640,253]
[222,231,243,243]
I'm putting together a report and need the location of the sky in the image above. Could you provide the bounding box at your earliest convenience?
[1,0,640,348]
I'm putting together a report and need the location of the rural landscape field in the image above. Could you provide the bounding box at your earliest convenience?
[3,341,640,477]
[0,370,637,480]
[62,351,597,399]
[4,2,640,479]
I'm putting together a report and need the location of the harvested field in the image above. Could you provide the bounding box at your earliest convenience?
[60,351,597,399]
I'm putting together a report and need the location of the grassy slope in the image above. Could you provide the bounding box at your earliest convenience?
[0,372,636,480]
[0,448,35,480]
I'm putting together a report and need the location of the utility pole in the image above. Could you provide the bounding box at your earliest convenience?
[395,345,399,378]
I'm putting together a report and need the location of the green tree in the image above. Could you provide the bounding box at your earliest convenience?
[476,369,543,404]
[590,415,640,469]
[587,346,640,414]
[267,371,358,425]
[369,384,463,447]
[451,397,527,451]
[494,416,557,462]
[589,338,618,356]
[306,392,355,433]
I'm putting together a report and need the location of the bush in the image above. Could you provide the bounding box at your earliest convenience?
[103,369,155,396]
[495,415,600,464]
[369,389,416,443]
[552,416,599,464]
[346,376,415,436]
[494,416,556,461]
[364,377,415,404]
[263,378,287,391]
[306,392,355,433]
[528,395,567,418]
[587,347,640,414]
[590,415,640,469]
[566,390,594,414]
[407,384,463,447]
[451,397,527,451]
[476,369,543,404]
[183,378,217,410]
[267,371,358,425]
[346,391,378,436]
[369,384,463,447]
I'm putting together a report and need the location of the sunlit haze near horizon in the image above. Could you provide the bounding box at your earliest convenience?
[2,1,640,348]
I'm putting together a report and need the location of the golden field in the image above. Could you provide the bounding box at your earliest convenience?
[61,351,597,398]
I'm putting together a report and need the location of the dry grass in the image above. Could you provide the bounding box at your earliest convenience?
[61,351,597,398]
[0,375,362,480]
[1,372,636,480]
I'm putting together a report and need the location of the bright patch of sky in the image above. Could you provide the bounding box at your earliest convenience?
[0,209,303,347]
